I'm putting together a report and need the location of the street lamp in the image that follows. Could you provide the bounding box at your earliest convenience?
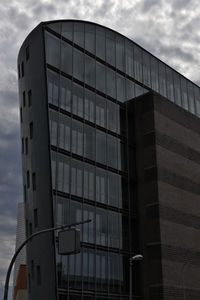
[129,254,143,300]
[3,219,91,300]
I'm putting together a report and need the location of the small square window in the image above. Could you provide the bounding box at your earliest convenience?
[21,61,24,77]
[30,122,33,139]
[28,90,32,107]
[23,91,26,107]
[32,172,36,190]
[24,185,27,202]
[27,170,30,188]
[26,46,30,61]
[21,138,24,154]
[25,138,28,154]
[18,64,20,78]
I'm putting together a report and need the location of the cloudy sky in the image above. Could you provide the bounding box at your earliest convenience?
[0,0,199,298]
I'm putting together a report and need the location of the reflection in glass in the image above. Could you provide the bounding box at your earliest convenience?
[126,79,135,100]
[181,77,189,109]
[60,75,71,111]
[49,109,58,146]
[84,124,95,160]
[106,68,116,98]
[61,21,73,40]
[85,24,95,53]
[61,40,72,76]
[47,70,59,106]
[84,89,95,123]
[96,168,107,204]
[85,55,95,87]
[166,66,174,102]
[158,61,167,97]
[187,82,195,114]
[96,26,105,60]
[96,207,107,246]
[142,51,151,87]
[84,163,94,200]
[72,119,83,156]
[74,22,84,48]
[107,101,117,132]
[150,56,159,92]
[107,135,118,169]
[117,74,125,102]
[71,159,83,197]
[45,32,60,69]
[194,86,200,116]
[96,62,106,93]
[72,82,84,117]
[116,35,125,71]
[73,49,84,82]
[106,30,115,66]
[125,39,134,77]
[133,45,142,82]
[173,72,182,106]
[96,95,106,128]
[58,114,71,151]
[96,130,106,165]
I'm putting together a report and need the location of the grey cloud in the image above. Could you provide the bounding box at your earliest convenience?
[33,3,57,17]
[141,0,162,12]
[94,0,115,18]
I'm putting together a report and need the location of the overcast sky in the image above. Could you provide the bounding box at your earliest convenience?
[0,0,199,298]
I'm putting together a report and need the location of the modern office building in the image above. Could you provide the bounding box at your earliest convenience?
[17,20,200,300]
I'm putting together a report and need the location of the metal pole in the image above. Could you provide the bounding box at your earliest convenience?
[129,258,133,300]
[3,219,91,300]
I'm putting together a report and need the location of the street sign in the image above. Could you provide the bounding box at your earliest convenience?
[58,228,81,255]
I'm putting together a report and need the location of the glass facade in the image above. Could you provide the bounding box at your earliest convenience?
[44,20,200,299]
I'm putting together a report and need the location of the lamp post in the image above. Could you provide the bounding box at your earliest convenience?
[129,254,143,300]
[3,219,91,300]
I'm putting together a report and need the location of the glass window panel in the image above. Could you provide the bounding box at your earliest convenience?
[107,135,118,169]
[84,124,95,160]
[116,74,125,102]
[173,72,182,106]
[85,24,95,54]
[47,70,59,106]
[96,167,107,204]
[108,172,119,207]
[96,208,108,246]
[96,130,106,165]
[106,68,116,98]
[73,48,84,82]
[51,153,56,189]
[158,61,167,97]
[45,32,60,68]
[60,75,71,111]
[49,109,58,146]
[71,159,83,197]
[181,77,189,110]
[85,55,95,87]
[58,114,71,151]
[106,30,116,66]
[166,66,174,102]
[194,86,200,116]
[125,39,134,77]
[71,119,83,156]
[84,163,95,200]
[96,95,106,128]
[61,22,73,40]
[83,204,95,243]
[133,45,142,82]
[57,153,70,193]
[61,40,72,76]
[96,62,106,93]
[142,51,151,87]
[126,79,135,100]
[116,35,125,71]
[108,212,120,248]
[56,196,70,225]
[74,22,84,48]
[96,250,108,291]
[47,22,61,34]
[72,82,83,117]
[107,100,117,132]
[96,26,105,60]
[84,89,95,123]
[187,81,195,114]
[135,84,147,97]
[150,56,159,92]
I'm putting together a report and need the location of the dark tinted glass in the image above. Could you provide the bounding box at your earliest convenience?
[116,35,125,71]
[106,68,116,98]
[133,45,142,82]
[107,135,118,169]
[45,32,60,68]
[84,89,95,122]
[96,95,106,128]
[96,61,106,93]
[61,41,72,75]
[85,55,95,87]
[72,82,84,117]
[158,61,167,97]
[96,167,107,204]
[107,101,117,132]
[85,24,95,53]
[166,66,174,102]
[47,69,59,106]
[74,22,84,48]
[181,77,189,109]
[83,163,95,200]
[96,130,106,165]
[96,26,105,60]
[116,74,125,102]
[106,30,115,66]
[84,124,95,160]
[60,75,71,111]
[173,72,182,106]
[71,119,83,156]
[150,56,159,92]
[61,21,73,40]
[187,81,195,114]
[194,86,200,116]
[142,51,151,87]
[58,113,71,151]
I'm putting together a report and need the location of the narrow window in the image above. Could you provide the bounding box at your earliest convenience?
[26,46,30,61]
[30,122,33,139]
[21,61,24,77]
[20,107,23,123]
[29,222,32,235]
[36,265,41,286]
[23,91,26,107]
[32,172,36,190]
[25,137,28,154]
[27,170,30,188]
[34,209,38,227]
[31,260,34,279]
[18,64,20,78]
[28,90,32,106]
[21,138,24,154]
[24,185,27,202]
